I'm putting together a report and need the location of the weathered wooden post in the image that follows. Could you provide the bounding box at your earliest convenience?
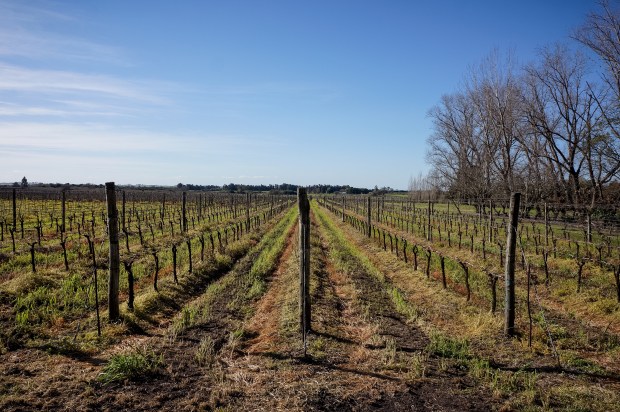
[298,188,311,351]
[182,191,187,233]
[106,182,120,322]
[342,195,345,222]
[504,192,521,337]
[366,197,371,238]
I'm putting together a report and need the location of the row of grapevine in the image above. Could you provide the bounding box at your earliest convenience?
[318,195,620,306]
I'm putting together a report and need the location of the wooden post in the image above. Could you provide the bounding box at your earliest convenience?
[106,182,120,322]
[504,192,521,337]
[298,188,311,350]
[342,196,345,222]
[182,191,187,233]
[366,197,371,238]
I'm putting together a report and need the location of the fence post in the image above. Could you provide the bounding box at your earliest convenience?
[106,182,120,322]
[298,188,311,351]
[504,192,521,337]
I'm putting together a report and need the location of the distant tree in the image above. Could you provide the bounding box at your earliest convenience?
[176,183,183,189]
[12,182,19,188]
[21,176,28,188]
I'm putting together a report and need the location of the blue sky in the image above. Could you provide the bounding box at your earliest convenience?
[0,0,597,189]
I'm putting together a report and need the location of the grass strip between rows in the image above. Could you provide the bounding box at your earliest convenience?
[168,205,297,338]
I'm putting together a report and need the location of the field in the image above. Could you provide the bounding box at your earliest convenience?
[1,189,620,411]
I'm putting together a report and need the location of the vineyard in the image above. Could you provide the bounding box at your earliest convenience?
[1,187,620,411]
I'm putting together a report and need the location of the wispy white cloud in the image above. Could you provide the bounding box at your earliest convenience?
[0,1,127,65]
[0,28,129,65]
[0,121,270,155]
[0,63,167,104]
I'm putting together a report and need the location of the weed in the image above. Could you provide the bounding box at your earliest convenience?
[195,335,216,367]
[98,347,164,384]
[309,336,326,359]
[225,328,245,357]
[380,337,397,367]
[405,352,427,380]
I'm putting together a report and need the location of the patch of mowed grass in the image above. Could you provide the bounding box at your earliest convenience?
[98,346,164,384]
[243,207,297,301]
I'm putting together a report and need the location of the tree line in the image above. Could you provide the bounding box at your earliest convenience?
[425,1,620,209]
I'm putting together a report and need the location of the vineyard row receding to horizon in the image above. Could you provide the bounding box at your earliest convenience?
[1,186,619,346]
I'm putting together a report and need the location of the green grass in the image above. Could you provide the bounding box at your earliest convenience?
[425,330,469,360]
[98,347,164,384]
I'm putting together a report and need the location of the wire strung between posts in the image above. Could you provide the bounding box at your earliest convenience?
[517,237,561,367]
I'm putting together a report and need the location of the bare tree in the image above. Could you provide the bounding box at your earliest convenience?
[575,1,620,106]
[466,49,527,198]
[427,92,492,203]
[523,45,602,205]
[574,1,620,202]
